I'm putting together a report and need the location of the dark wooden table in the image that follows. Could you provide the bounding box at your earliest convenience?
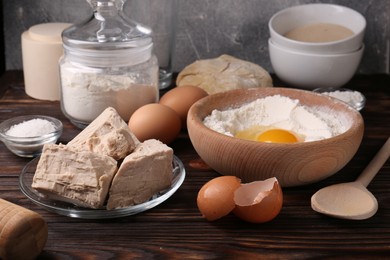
[0,71,389,259]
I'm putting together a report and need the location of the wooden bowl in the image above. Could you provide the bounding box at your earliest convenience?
[187,87,364,187]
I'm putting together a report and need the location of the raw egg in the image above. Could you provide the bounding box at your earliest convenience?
[197,176,283,223]
[197,176,241,221]
[233,177,283,223]
[159,85,208,128]
[128,103,181,144]
[235,126,300,143]
[257,129,298,143]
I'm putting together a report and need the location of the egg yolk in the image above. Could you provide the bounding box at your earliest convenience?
[235,125,269,141]
[257,129,298,143]
[235,126,299,143]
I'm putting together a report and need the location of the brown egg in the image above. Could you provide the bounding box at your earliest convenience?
[128,103,181,144]
[233,177,283,223]
[197,176,241,221]
[160,85,208,128]
[197,176,283,223]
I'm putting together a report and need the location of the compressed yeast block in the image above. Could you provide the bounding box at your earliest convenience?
[67,107,139,160]
[32,143,118,209]
[107,139,173,210]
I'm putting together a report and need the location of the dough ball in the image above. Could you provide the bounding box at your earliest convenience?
[176,54,273,94]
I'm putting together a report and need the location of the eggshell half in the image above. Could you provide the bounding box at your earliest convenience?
[197,176,241,221]
[233,177,283,223]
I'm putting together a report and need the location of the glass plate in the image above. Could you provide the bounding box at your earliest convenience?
[19,155,186,219]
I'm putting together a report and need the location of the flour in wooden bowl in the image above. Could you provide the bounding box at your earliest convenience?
[203,95,350,142]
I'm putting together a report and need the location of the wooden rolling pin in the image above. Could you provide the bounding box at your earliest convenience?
[0,198,48,260]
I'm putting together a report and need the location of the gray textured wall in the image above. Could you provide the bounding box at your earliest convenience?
[3,0,390,74]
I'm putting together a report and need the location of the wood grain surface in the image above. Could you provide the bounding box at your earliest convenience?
[0,71,389,259]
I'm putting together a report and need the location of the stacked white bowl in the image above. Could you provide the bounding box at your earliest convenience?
[268,4,366,89]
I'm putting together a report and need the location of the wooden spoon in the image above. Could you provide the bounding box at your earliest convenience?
[311,137,390,220]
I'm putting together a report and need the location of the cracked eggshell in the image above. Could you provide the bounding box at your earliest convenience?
[197,176,241,221]
[233,177,283,223]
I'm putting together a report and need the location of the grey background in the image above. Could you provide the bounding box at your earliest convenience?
[3,0,390,74]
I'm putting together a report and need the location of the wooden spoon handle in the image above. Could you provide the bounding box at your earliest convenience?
[357,137,390,187]
[0,198,48,260]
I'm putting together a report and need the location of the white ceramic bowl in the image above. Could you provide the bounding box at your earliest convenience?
[269,39,364,89]
[269,3,366,54]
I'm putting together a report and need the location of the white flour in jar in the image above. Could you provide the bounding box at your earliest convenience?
[203,95,351,142]
[60,68,158,123]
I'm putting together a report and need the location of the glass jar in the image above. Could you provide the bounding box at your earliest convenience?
[59,0,159,128]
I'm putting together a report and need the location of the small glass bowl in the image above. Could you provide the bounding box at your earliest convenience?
[313,87,366,111]
[0,115,63,157]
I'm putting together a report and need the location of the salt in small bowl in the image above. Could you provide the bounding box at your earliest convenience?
[313,87,366,111]
[0,115,63,157]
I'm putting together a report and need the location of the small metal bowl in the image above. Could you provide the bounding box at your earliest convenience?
[0,115,63,157]
[313,87,366,111]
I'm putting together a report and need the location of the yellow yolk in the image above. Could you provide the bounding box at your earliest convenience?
[235,125,269,141]
[235,126,299,143]
[257,129,298,143]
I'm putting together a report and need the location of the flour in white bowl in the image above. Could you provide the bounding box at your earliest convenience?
[203,95,350,142]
